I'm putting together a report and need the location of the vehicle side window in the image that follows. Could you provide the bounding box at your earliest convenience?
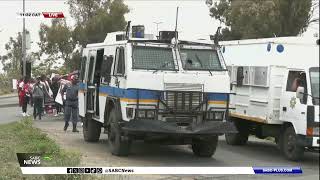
[114,47,125,75]
[88,56,95,82]
[101,55,114,83]
[286,70,308,104]
[80,56,87,82]
[286,71,304,92]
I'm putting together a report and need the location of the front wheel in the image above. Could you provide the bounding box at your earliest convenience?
[108,109,131,156]
[280,126,304,161]
[192,136,218,157]
[83,115,101,142]
[225,119,249,145]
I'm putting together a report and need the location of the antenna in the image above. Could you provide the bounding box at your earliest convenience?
[174,7,179,45]
[125,21,131,40]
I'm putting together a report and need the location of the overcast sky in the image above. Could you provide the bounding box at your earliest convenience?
[0,0,319,72]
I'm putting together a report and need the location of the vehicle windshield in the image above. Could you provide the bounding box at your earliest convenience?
[310,67,319,105]
[132,46,176,70]
[180,48,222,70]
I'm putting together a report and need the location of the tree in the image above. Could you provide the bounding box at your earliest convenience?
[35,0,129,73]
[0,32,26,79]
[68,0,129,46]
[38,19,74,71]
[207,0,313,40]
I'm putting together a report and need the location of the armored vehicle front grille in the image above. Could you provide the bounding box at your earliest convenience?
[163,91,203,112]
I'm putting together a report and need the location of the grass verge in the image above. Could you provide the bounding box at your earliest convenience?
[0,118,82,180]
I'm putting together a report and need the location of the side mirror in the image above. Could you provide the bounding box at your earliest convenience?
[296,86,304,100]
[236,67,244,86]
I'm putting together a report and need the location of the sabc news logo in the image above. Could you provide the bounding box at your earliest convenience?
[23,155,41,165]
[17,153,52,167]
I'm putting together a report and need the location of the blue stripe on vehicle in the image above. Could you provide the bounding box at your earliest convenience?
[79,82,86,90]
[207,93,228,101]
[81,83,228,101]
[99,85,159,100]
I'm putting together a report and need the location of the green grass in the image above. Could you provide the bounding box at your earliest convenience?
[0,118,132,180]
[0,118,82,180]
[0,89,11,95]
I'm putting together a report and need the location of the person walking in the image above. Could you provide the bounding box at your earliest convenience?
[32,78,44,120]
[17,77,23,106]
[61,75,79,132]
[19,77,31,117]
[51,76,61,116]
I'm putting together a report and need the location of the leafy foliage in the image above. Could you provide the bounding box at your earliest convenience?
[207,0,314,40]
[38,19,74,72]
[34,0,129,74]
[69,0,129,46]
[0,32,24,79]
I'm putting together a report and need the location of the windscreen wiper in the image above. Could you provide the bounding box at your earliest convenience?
[195,54,212,76]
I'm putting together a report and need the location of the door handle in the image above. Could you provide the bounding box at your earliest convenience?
[282,107,287,112]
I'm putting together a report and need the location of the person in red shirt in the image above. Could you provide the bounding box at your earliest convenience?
[19,77,31,117]
[17,77,23,106]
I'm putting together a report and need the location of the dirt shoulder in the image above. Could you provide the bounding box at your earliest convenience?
[34,116,176,180]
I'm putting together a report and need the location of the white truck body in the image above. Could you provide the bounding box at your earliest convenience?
[220,37,319,160]
[78,28,236,157]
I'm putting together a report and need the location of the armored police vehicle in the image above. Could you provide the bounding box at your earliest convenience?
[78,25,236,156]
[221,37,319,161]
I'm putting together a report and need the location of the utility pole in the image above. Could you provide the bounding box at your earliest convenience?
[22,0,26,77]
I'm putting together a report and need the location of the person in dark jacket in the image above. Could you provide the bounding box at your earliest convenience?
[32,77,44,120]
[51,76,62,116]
[61,75,79,132]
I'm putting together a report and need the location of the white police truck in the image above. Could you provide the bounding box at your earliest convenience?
[220,37,319,161]
[78,25,236,156]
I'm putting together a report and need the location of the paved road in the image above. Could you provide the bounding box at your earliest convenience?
[34,117,319,180]
[0,96,34,124]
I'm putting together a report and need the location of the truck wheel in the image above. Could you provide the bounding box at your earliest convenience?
[83,116,101,142]
[225,120,249,145]
[192,136,218,157]
[280,126,304,161]
[108,109,131,156]
[225,132,248,145]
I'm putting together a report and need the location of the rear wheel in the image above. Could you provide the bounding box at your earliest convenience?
[83,115,101,142]
[280,126,304,161]
[192,136,218,157]
[108,109,131,156]
[225,119,249,145]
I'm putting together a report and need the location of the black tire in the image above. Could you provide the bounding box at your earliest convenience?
[225,120,249,145]
[192,136,218,157]
[280,126,304,161]
[108,109,131,156]
[83,116,101,142]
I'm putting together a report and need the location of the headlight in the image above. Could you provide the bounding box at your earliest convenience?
[126,108,134,119]
[136,110,155,119]
[147,110,155,118]
[137,110,146,118]
[214,111,224,120]
[206,111,225,121]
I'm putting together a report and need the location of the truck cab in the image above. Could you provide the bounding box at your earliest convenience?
[78,26,237,157]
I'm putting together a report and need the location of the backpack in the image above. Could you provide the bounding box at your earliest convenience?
[33,84,44,98]
[66,85,78,101]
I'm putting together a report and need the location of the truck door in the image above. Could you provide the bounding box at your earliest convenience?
[280,70,308,135]
[85,49,104,117]
[86,50,97,114]
[79,55,88,117]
